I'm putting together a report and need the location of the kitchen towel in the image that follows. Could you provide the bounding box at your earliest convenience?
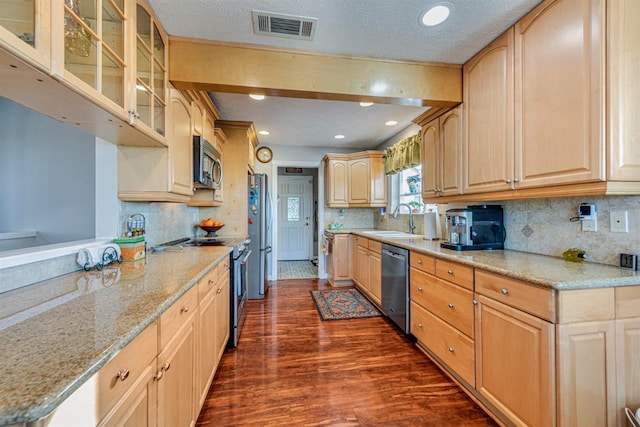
[76,244,122,270]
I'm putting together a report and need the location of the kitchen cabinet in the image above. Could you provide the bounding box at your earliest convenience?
[0,0,51,70]
[354,237,381,306]
[118,87,194,202]
[324,151,387,208]
[410,253,475,386]
[157,286,198,427]
[440,0,640,203]
[197,258,230,409]
[325,156,348,207]
[215,120,258,237]
[351,235,360,285]
[419,106,463,198]
[325,232,353,287]
[616,316,640,427]
[463,28,514,194]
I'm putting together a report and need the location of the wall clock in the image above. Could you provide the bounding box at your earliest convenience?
[256,146,273,163]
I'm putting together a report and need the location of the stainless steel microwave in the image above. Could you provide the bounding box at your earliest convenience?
[193,135,223,190]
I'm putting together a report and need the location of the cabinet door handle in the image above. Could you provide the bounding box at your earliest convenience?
[216,287,223,294]
[209,278,215,284]
[447,269,453,275]
[448,347,455,353]
[162,362,171,372]
[514,178,520,183]
[154,370,164,381]
[418,287,423,292]
[473,299,478,305]
[418,323,423,328]
[501,288,509,295]
[506,179,512,184]
[180,307,189,314]
[448,303,454,309]
[116,368,130,381]
[417,259,423,264]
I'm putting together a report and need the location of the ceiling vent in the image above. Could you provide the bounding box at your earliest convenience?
[251,11,317,41]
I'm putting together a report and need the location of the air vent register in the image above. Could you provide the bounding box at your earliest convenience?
[252,10,317,41]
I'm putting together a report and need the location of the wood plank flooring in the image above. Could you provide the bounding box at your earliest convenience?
[197,279,497,426]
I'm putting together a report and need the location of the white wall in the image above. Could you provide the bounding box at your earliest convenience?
[0,97,96,249]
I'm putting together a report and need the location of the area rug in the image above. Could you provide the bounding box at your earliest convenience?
[310,288,382,321]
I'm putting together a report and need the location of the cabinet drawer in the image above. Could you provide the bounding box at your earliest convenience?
[368,239,382,254]
[475,270,555,322]
[411,269,474,338]
[160,285,198,349]
[435,259,473,290]
[410,251,435,275]
[616,286,640,318]
[411,302,475,386]
[98,321,158,422]
[198,263,220,302]
[356,236,369,249]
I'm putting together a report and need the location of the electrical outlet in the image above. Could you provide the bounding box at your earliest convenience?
[582,219,597,232]
[610,211,629,233]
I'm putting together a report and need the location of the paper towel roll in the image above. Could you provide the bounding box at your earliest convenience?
[423,212,441,240]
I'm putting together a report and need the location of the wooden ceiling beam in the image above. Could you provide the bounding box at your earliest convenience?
[168,38,462,108]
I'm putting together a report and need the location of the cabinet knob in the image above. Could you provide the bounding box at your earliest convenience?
[180,307,189,314]
[501,288,509,295]
[216,287,223,294]
[418,287,423,292]
[208,278,215,284]
[154,370,164,381]
[447,269,453,275]
[162,362,171,372]
[448,303,454,309]
[448,347,455,353]
[506,179,512,184]
[418,323,423,328]
[473,299,478,305]
[116,368,130,382]
[514,178,520,183]
[417,259,422,264]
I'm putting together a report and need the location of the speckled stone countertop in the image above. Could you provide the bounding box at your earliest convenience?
[0,245,231,425]
[329,229,640,290]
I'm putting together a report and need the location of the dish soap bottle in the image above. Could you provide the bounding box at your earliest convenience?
[562,248,586,262]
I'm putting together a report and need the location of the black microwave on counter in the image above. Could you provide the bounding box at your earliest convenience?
[193,135,223,190]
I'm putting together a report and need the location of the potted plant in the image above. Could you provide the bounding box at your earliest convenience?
[406,175,421,193]
[408,201,422,213]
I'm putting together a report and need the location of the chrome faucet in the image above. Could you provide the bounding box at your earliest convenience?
[393,203,416,234]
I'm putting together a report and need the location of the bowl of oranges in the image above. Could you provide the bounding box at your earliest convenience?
[199,218,224,236]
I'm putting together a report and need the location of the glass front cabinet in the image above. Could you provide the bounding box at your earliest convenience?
[0,0,52,69]
[0,0,167,146]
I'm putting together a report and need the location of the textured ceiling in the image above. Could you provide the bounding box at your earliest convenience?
[147,0,543,149]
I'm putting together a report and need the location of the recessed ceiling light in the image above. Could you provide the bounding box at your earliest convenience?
[249,94,265,100]
[334,134,345,139]
[385,120,398,126]
[421,4,451,27]
[259,130,270,135]
[360,102,373,107]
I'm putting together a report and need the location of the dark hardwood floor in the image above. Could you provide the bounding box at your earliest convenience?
[197,279,497,426]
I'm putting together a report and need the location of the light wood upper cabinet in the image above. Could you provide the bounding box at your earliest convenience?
[118,87,194,202]
[420,106,462,199]
[324,151,386,208]
[325,157,348,208]
[0,0,51,70]
[515,0,605,188]
[463,28,514,194]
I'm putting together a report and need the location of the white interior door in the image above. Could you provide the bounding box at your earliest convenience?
[278,176,312,260]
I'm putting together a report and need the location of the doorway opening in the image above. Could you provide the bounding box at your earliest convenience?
[274,166,319,279]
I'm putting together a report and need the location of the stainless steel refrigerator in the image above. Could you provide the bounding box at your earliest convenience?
[247,173,272,299]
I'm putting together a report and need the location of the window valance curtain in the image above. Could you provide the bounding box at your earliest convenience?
[384,131,421,175]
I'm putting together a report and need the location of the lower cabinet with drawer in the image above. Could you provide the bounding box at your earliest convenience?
[48,258,230,427]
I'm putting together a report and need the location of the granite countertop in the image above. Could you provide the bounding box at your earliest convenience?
[330,228,640,290]
[0,245,231,425]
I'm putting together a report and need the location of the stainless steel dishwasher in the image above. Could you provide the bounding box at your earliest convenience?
[381,243,409,333]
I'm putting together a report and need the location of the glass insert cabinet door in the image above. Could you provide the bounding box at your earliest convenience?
[63,0,126,108]
[136,2,166,136]
[0,0,52,68]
